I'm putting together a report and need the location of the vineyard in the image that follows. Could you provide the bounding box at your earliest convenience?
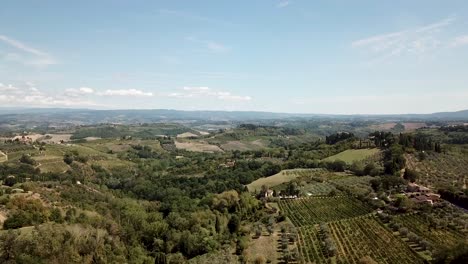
[406,152,468,190]
[278,196,372,227]
[297,216,423,264]
[276,195,467,263]
[329,176,374,197]
[301,182,339,196]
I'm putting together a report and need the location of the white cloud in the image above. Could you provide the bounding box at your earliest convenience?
[352,17,456,60]
[183,86,210,92]
[0,34,57,66]
[277,1,291,8]
[186,37,230,53]
[79,87,94,94]
[450,35,468,47]
[0,83,98,107]
[206,41,230,53]
[65,87,95,97]
[168,87,251,101]
[100,89,153,97]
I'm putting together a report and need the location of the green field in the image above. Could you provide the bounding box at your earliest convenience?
[246,169,320,192]
[322,148,380,164]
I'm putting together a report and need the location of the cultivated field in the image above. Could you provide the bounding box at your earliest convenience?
[279,196,372,227]
[177,132,199,138]
[174,140,223,153]
[220,139,267,151]
[298,217,423,264]
[322,148,380,164]
[11,133,72,143]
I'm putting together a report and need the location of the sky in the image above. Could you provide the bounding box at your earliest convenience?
[1,0,468,114]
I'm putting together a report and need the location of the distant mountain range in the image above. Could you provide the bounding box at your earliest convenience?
[0,108,467,125]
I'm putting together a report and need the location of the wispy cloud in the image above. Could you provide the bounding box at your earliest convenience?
[450,35,468,47]
[352,16,456,60]
[100,89,153,97]
[0,34,57,66]
[277,1,291,8]
[186,37,230,53]
[168,86,251,101]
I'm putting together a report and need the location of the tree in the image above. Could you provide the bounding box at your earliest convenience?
[403,169,419,183]
[399,227,408,237]
[254,255,266,264]
[359,256,378,264]
[19,154,36,165]
[364,162,381,176]
[50,208,63,223]
[63,154,74,165]
[350,161,365,176]
[228,215,240,234]
[254,224,262,238]
[4,176,17,187]
[266,225,274,236]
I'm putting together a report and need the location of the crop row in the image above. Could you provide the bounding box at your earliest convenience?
[278,196,372,227]
[297,216,423,264]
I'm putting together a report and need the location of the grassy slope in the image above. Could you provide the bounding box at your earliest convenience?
[322,148,380,164]
[247,169,318,192]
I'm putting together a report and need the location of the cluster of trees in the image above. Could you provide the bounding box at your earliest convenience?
[398,133,442,152]
[2,196,50,229]
[0,223,133,263]
[369,131,395,148]
[319,223,336,257]
[439,189,468,209]
[63,150,88,165]
[349,161,382,176]
[279,225,300,263]
[325,132,354,145]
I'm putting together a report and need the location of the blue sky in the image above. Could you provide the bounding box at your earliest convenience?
[1,0,468,114]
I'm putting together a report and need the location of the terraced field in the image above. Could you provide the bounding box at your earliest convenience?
[278,196,372,226]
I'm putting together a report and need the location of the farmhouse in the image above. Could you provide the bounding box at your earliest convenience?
[410,195,436,205]
[407,183,430,193]
[219,160,236,168]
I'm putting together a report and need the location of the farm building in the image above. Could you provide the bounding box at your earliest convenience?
[406,183,430,193]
